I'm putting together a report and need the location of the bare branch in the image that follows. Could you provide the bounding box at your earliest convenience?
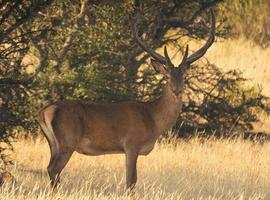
[52,0,87,69]
[0,0,54,43]
[27,30,48,78]
[130,13,168,65]
[165,0,223,28]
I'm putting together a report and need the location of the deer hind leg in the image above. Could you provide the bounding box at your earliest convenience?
[125,149,139,190]
[38,106,71,189]
[48,150,73,189]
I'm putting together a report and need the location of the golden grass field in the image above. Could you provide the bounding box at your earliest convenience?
[1,38,270,199]
[1,136,270,200]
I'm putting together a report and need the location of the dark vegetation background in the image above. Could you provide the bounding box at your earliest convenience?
[0,0,270,171]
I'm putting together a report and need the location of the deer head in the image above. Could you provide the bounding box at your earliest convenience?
[131,9,216,98]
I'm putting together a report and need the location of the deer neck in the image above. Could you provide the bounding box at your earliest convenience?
[149,83,182,136]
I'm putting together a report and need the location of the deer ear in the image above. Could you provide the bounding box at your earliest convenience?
[151,59,168,75]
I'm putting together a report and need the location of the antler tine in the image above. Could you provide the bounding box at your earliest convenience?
[130,14,168,65]
[185,8,216,65]
[179,45,189,67]
[164,46,174,67]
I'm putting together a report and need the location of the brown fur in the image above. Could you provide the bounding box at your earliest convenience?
[38,84,182,189]
[39,9,215,190]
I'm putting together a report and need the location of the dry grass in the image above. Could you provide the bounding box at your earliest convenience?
[0,136,270,200]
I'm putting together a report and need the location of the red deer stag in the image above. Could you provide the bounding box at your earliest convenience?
[38,9,215,190]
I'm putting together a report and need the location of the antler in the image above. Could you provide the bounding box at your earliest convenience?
[181,8,216,66]
[130,14,174,68]
[131,8,215,70]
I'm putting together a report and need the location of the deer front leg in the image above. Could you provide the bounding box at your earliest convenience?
[125,149,138,190]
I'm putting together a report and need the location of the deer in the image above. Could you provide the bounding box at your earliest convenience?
[38,8,215,190]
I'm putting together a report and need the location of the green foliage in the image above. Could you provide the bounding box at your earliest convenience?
[177,65,270,137]
[0,0,54,177]
[35,3,134,105]
[220,0,270,47]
